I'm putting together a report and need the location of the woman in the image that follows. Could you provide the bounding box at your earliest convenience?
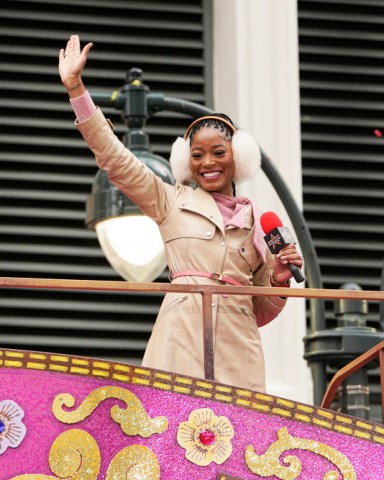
[59,35,303,392]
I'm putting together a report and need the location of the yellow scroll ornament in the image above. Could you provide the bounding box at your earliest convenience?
[245,426,356,480]
[106,444,160,479]
[52,386,168,437]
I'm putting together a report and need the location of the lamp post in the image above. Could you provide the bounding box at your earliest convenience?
[304,283,384,418]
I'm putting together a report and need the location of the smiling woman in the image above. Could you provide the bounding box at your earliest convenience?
[190,127,235,196]
[58,34,304,392]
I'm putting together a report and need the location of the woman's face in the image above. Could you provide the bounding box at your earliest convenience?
[189,127,235,197]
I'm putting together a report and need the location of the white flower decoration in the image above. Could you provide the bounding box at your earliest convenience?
[177,408,234,466]
[0,400,26,455]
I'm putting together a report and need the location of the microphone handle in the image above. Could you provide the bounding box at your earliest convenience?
[288,263,305,283]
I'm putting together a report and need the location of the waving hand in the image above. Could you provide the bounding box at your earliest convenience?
[58,35,93,97]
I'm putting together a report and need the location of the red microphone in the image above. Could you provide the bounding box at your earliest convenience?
[260,211,305,283]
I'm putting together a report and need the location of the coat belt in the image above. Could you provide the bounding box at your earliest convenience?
[169,270,244,286]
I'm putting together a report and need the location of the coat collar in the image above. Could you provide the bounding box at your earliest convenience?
[179,187,266,263]
[179,187,225,234]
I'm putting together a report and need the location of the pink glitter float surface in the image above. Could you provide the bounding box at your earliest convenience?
[1,364,384,479]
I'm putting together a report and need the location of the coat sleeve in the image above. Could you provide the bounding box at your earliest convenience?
[75,108,180,224]
[252,249,287,328]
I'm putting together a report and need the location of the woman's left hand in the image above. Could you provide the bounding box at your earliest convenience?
[272,244,303,285]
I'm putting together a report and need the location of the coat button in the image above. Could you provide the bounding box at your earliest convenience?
[206,231,212,237]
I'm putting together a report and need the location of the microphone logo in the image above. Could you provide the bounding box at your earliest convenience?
[267,233,282,251]
[264,227,296,254]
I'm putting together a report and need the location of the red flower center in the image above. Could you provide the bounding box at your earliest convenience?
[199,430,215,445]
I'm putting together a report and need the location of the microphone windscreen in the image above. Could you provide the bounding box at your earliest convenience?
[260,211,283,235]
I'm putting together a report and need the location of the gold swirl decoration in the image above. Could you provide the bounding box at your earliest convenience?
[245,427,356,480]
[106,445,160,479]
[10,430,160,479]
[52,386,168,437]
[9,429,100,479]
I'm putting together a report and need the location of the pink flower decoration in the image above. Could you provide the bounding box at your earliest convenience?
[0,400,26,455]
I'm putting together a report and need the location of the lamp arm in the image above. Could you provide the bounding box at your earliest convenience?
[90,91,126,109]
[88,92,213,117]
[149,94,213,117]
[260,148,325,332]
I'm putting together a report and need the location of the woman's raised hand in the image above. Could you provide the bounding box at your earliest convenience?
[58,35,93,97]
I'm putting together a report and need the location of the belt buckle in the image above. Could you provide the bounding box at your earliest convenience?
[210,272,223,282]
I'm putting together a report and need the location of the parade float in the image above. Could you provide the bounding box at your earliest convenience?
[2,63,384,479]
[1,277,384,479]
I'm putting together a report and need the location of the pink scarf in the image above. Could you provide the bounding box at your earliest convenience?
[212,192,266,262]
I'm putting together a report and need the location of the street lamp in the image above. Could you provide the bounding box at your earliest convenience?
[304,282,384,417]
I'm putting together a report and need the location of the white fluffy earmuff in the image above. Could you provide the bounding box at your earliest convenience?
[169,136,193,184]
[169,116,261,185]
[231,129,261,183]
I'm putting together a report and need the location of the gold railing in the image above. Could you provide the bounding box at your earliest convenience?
[1,276,384,416]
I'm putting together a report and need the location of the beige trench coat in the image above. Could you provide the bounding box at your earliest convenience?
[77,109,287,392]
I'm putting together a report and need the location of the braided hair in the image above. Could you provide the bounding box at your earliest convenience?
[188,113,236,144]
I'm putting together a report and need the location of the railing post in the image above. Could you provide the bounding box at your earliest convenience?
[201,289,215,381]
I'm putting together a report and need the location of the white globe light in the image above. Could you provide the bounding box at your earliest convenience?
[95,215,167,282]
